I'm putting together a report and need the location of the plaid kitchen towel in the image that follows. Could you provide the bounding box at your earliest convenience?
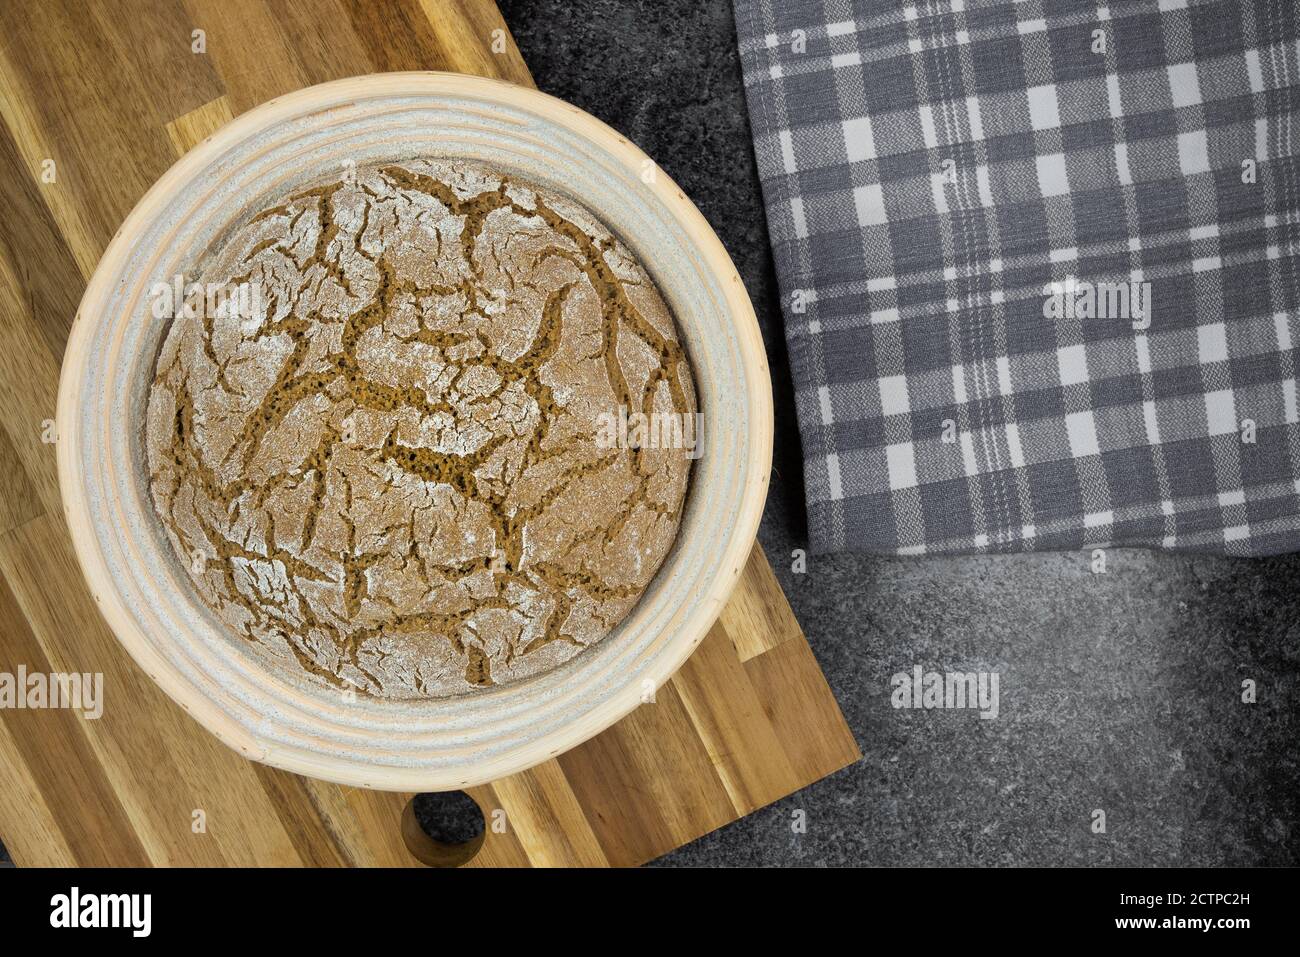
[733,0,1300,555]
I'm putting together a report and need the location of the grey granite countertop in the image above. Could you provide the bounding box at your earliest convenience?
[498,0,1300,866]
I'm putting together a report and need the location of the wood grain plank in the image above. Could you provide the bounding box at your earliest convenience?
[331,787,424,867]
[0,21,112,280]
[743,632,861,784]
[0,429,42,537]
[0,265,64,519]
[166,95,236,156]
[181,0,313,115]
[718,541,804,661]
[0,571,149,866]
[418,0,532,84]
[463,784,532,866]
[671,621,803,814]
[272,0,376,87]
[0,0,187,267]
[0,515,307,866]
[88,0,227,125]
[0,117,88,358]
[483,761,608,867]
[344,0,451,72]
[0,716,78,867]
[557,680,736,865]
[296,778,387,866]
[252,765,353,867]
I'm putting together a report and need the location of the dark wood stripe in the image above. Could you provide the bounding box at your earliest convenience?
[0,568,151,865]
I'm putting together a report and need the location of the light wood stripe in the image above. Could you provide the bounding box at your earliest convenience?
[166,95,236,157]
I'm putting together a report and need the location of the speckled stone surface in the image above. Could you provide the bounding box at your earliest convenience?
[499,0,1300,867]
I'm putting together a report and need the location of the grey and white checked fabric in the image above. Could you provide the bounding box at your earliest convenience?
[734,0,1300,555]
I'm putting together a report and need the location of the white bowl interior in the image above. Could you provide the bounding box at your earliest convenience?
[60,75,769,790]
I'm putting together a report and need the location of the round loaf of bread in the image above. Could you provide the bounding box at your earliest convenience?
[144,160,697,699]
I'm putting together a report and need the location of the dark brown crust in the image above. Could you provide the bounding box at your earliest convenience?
[144,160,697,699]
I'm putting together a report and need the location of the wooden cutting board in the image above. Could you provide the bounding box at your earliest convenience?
[0,0,858,867]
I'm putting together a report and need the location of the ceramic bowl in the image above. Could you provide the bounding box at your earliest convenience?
[57,72,772,790]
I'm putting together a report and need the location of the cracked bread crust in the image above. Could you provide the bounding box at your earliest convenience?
[144,160,697,699]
